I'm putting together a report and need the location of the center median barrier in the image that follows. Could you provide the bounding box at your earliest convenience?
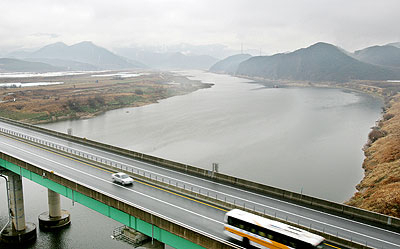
[65,149,374,249]
[0,119,386,248]
[45,147,372,249]
[0,151,242,249]
[0,116,399,234]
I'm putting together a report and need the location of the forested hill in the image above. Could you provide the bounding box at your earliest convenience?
[209,54,252,74]
[0,58,62,72]
[354,45,400,68]
[8,41,146,71]
[28,41,145,69]
[235,42,400,82]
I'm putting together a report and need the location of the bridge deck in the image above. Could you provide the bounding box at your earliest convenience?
[0,120,399,249]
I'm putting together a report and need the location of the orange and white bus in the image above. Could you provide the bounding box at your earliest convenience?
[224,209,326,249]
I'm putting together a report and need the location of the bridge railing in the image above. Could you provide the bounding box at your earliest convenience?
[0,127,378,249]
[0,151,242,249]
[0,117,399,235]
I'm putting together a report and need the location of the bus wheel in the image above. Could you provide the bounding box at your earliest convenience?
[242,237,250,247]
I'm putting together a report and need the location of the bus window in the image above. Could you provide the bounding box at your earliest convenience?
[267,234,273,240]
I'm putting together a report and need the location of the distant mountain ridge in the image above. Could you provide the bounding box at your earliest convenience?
[115,48,218,70]
[29,41,145,69]
[155,52,218,70]
[4,40,400,75]
[354,45,400,68]
[387,42,400,48]
[0,58,62,73]
[8,41,146,71]
[234,42,400,82]
[209,54,252,74]
[30,42,69,58]
[24,58,100,71]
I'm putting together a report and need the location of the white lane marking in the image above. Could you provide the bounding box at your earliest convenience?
[3,127,400,246]
[0,141,243,249]
[1,140,224,224]
[6,126,394,232]
[1,139,399,248]
[2,126,400,240]
[22,131,400,242]
[0,141,242,242]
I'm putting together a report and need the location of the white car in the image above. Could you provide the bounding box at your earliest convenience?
[112,172,134,185]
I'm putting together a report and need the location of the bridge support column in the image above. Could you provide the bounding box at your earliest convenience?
[0,171,37,245]
[146,240,165,249]
[38,189,71,230]
[147,239,165,249]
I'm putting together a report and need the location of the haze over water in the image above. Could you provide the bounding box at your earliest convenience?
[42,71,382,202]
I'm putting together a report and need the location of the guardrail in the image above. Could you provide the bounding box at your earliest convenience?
[0,117,399,244]
[0,151,242,249]
[0,127,377,249]
[0,127,376,249]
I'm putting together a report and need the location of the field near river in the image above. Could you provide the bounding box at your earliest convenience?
[0,71,211,124]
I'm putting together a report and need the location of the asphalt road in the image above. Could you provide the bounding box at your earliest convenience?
[0,121,399,249]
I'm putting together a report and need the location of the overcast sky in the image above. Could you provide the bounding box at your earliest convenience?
[1,0,399,56]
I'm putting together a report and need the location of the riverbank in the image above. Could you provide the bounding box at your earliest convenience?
[248,76,400,217]
[345,92,400,217]
[290,80,400,217]
[0,71,212,124]
[2,71,398,216]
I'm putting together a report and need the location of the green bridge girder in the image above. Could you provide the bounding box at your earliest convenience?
[0,158,206,249]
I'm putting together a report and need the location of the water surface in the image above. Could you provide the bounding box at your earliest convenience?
[0,71,383,248]
[42,71,382,202]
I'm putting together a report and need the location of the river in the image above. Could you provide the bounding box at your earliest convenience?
[0,70,382,248]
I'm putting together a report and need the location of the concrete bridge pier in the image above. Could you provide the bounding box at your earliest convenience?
[0,171,37,245]
[38,189,71,230]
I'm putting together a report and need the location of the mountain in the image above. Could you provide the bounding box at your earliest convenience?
[6,50,33,59]
[236,42,400,82]
[115,48,218,70]
[354,45,400,68]
[155,52,218,70]
[0,58,63,72]
[29,42,69,58]
[24,58,100,71]
[159,43,236,59]
[12,41,146,70]
[209,54,252,74]
[115,43,239,61]
[387,42,400,48]
[31,41,146,69]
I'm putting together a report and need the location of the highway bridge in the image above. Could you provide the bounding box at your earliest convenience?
[0,117,399,248]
